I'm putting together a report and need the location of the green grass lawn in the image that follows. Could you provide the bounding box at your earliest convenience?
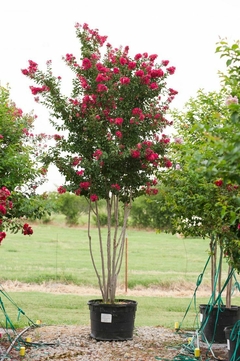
[0,219,239,329]
[0,288,214,330]
[0,220,225,287]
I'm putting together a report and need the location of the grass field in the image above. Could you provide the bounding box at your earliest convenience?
[0,218,226,287]
[0,217,239,329]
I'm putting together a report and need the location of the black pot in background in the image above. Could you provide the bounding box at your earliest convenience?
[199,304,240,343]
[224,325,240,361]
[88,299,137,341]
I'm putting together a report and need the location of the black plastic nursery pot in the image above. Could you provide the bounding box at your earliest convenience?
[224,325,240,361]
[88,299,137,341]
[199,304,240,343]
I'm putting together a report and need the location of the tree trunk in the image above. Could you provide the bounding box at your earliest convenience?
[226,265,233,308]
[210,237,217,302]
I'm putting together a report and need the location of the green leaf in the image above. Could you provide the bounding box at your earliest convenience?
[231,111,239,124]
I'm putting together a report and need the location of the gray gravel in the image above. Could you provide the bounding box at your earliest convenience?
[0,325,229,360]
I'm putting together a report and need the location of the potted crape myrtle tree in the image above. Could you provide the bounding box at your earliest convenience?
[157,39,240,343]
[22,22,177,340]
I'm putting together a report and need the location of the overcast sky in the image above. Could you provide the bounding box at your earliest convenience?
[1,0,240,191]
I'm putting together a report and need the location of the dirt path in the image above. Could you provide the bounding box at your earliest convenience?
[0,280,214,297]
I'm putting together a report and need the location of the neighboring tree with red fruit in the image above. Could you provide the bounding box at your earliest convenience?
[22,23,177,303]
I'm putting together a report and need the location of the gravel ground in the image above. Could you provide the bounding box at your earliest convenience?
[0,325,229,361]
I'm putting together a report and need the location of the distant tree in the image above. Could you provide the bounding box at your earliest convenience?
[55,191,89,225]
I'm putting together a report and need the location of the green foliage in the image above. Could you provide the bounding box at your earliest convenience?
[55,192,89,225]
[0,86,50,239]
[0,87,37,190]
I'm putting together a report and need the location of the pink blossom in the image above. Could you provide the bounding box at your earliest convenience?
[214,179,223,187]
[146,187,158,195]
[82,58,92,70]
[22,223,33,235]
[169,88,178,95]
[80,181,91,190]
[149,54,158,62]
[120,57,128,65]
[57,186,67,194]
[115,117,123,125]
[78,75,88,89]
[30,85,49,95]
[128,61,137,70]
[145,149,158,162]
[65,53,76,63]
[135,70,144,77]
[53,134,63,141]
[21,69,29,75]
[0,232,6,243]
[161,137,170,144]
[96,74,108,82]
[162,60,169,66]
[93,149,103,160]
[225,95,239,106]
[141,74,151,85]
[165,159,172,168]
[76,170,84,176]
[115,131,122,138]
[134,53,142,60]
[96,63,108,72]
[149,82,158,90]
[174,137,183,144]
[97,84,108,92]
[111,184,121,191]
[150,69,164,78]
[237,224,240,230]
[131,150,141,158]
[167,66,176,75]
[132,108,142,115]
[120,77,130,85]
[72,157,82,166]
[0,205,6,215]
[90,194,98,202]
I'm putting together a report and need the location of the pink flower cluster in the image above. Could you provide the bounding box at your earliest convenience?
[0,230,6,244]
[57,186,67,194]
[0,187,34,243]
[143,179,158,195]
[22,223,33,235]
[0,187,12,216]
[30,85,50,95]
[21,60,38,76]
[225,95,238,106]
